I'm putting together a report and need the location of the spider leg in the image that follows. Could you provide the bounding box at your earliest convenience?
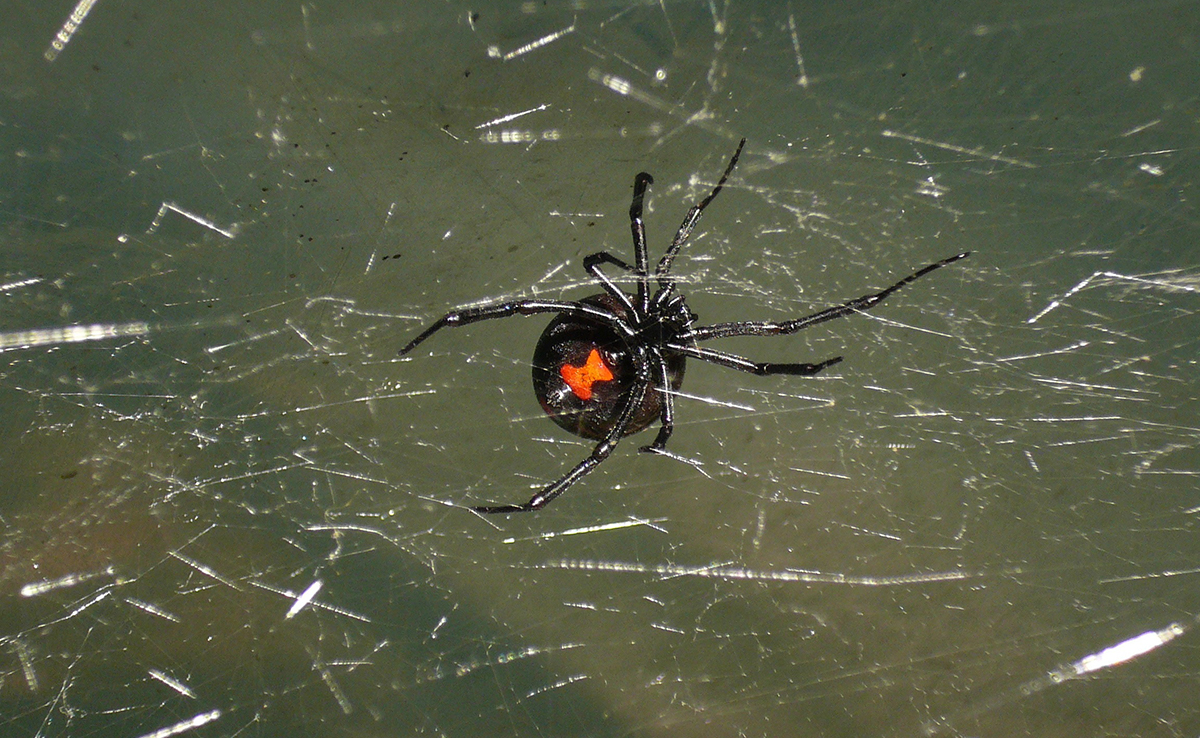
[668,343,843,376]
[474,352,653,514]
[654,139,746,291]
[629,172,654,313]
[471,434,619,513]
[582,252,640,315]
[583,252,636,273]
[399,299,631,356]
[638,351,676,454]
[684,252,970,342]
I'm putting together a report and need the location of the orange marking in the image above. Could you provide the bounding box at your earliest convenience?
[560,348,614,401]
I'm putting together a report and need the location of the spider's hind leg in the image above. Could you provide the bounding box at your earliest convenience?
[637,359,677,455]
[473,351,654,514]
[668,343,843,376]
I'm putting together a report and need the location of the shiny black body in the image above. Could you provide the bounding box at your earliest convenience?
[399,139,969,513]
[532,293,686,440]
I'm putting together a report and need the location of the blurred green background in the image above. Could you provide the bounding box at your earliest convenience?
[1,1,1197,736]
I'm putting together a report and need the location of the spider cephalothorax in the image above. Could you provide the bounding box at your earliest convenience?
[400,139,968,513]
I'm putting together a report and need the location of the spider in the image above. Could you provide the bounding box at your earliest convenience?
[400,139,968,513]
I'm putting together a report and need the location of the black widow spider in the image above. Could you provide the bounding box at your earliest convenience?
[400,139,968,513]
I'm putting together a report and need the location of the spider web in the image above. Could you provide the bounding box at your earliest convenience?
[2,1,1198,736]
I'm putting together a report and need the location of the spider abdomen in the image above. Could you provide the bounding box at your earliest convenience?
[532,293,685,441]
